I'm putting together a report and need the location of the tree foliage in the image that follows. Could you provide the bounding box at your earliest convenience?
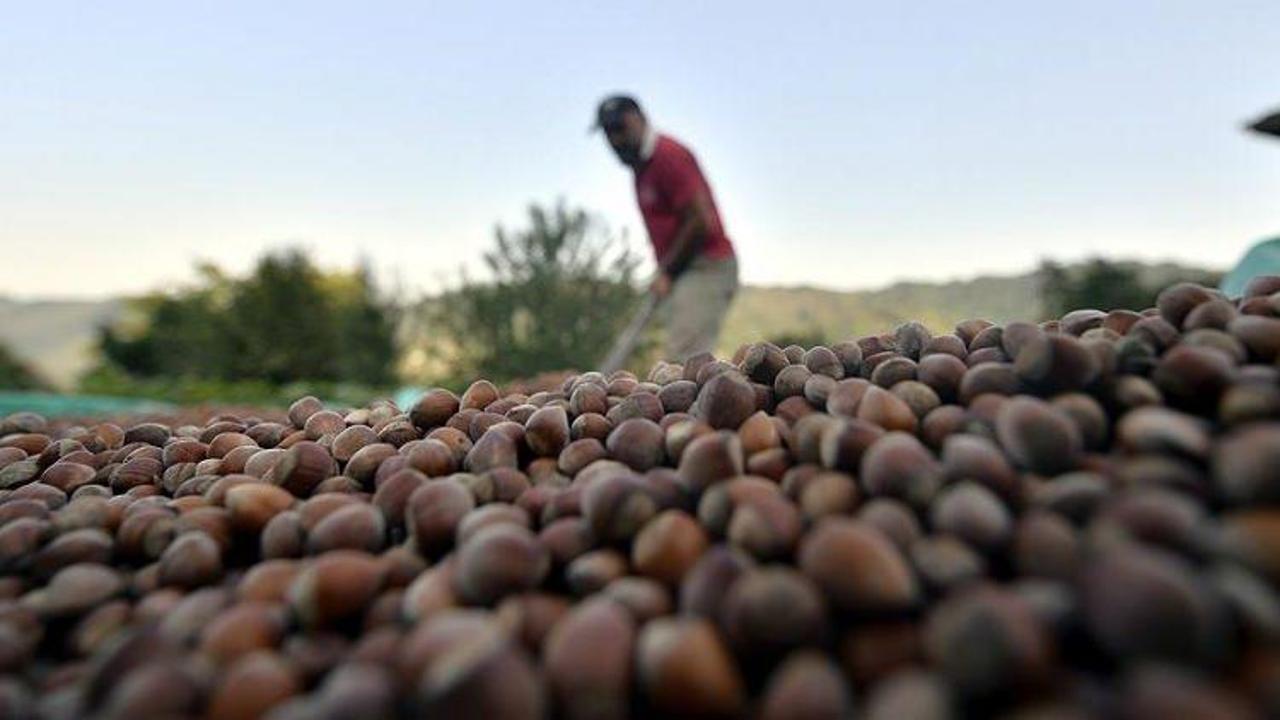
[96,248,399,387]
[0,343,50,391]
[1039,259,1156,317]
[1038,258,1222,317]
[431,202,644,381]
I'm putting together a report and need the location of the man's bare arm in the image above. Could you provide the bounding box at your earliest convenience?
[656,191,714,279]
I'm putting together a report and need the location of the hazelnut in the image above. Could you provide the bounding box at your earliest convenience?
[636,617,745,718]
[406,479,475,557]
[758,651,853,720]
[307,503,386,554]
[799,518,918,613]
[606,418,665,472]
[695,371,757,430]
[288,550,386,628]
[157,531,223,589]
[225,483,295,534]
[544,598,635,720]
[453,524,549,605]
[207,650,300,720]
[721,566,826,657]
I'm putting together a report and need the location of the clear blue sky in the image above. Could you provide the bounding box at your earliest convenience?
[3,1,1278,299]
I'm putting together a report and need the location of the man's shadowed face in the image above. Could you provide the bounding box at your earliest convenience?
[604,110,648,168]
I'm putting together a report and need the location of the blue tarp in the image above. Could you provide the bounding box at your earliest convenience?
[0,392,174,417]
[1220,237,1280,298]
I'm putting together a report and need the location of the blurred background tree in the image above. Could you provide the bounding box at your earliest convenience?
[430,201,644,382]
[84,248,399,403]
[766,328,830,350]
[0,342,51,391]
[1039,257,1222,317]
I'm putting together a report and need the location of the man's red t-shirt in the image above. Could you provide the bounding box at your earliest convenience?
[634,134,735,265]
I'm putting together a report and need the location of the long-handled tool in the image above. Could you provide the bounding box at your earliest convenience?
[599,292,660,375]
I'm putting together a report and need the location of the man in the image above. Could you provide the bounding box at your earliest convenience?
[594,94,739,363]
[1249,108,1280,138]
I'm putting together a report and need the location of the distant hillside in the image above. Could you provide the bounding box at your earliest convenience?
[0,298,123,390]
[719,274,1035,352]
[0,260,1220,389]
[717,260,1217,352]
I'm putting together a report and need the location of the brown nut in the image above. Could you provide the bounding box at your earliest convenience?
[558,438,607,478]
[415,621,546,720]
[721,566,826,657]
[633,510,709,587]
[929,481,1013,553]
[759,650,854,720]
[676,431,744,495]
[606,418,665,472]
[464,429,519,474]
[261,510,306,559]
[995,396,1083,475]
[1151,344,1235,414]
[570,383,609,416]
[453,524,550,605]
[342,443,397,488]
[401,559,460,623]
[539,517,593,567]
[636,617,745,718]
[24,562,124,619]
[726,494,803,561]
[694,371,757,431]
[909,536,987,595]
[601,576,672,624]
[799,518,918,614]
[524,405,570,458]
[924,584,1053,699]
[818,418,884,472]
[958,362,1020,403]
[677,545,755,620]
[157,531,223,589]
[371,468,427,531]
[200,602,288,665]
[405,479,475,557]
[207,650,300,720]
[582,473,659,544]
[237,559,302,603]
[307,503,386,554]
[1082,544,1227,666]
[544,597,635,720]
[570,413,613,443]
[456,503,530,547]
[856,386,918,433]
[1209,423,1279,508]
[225,483,295,534]
[402,438,459,478]
[288,550,386,628]
[940,433,1019,503]
[32,528,114,580]
[859,432,942,509]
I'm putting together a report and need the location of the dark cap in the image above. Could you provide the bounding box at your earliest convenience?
[1248,109,1280,139]
[592,94,643,132]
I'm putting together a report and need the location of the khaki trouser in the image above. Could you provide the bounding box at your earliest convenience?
[662,255,740,362]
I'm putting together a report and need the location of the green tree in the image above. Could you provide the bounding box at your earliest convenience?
[767,328,829,350]
[433,202,644,381]
[1039,258,1158,317]
[332,261,400,386]
[225,249,341,383]
[94,248,398,387]
[0,343,50,391]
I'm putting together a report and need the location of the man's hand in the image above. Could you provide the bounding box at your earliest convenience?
[650,273,672,299]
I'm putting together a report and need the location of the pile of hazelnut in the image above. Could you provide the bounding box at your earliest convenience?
[2,278,1280,719]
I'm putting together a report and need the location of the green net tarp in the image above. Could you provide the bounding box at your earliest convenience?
[1220,237,1280,298]
[0,392,174,418]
